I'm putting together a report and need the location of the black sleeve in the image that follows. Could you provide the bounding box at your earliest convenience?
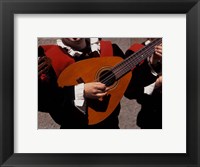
[38,66,76,125]
[38,46,75,113]
[112,44,125,58]
[124,49,158,99]
[38,77,75,113]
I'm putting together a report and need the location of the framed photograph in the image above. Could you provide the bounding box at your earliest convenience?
[37,37,162,130]
[0,0,199,166]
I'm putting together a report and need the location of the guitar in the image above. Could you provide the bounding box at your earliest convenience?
[58,38,162,125]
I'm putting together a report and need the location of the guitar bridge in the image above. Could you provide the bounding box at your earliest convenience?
[76,77,85,84]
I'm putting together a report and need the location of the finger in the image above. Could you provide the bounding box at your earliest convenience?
[96,82,106,86]
[155,45,162,49]
[155,48,162,53]
[95,83,106,90]
[38,63,50,75]
[155,47,162,51]
[93,87,108,94]
[155,49,162,55]
[38,62,46,71]
[155,52,162,57]
[38,70,43,76]
[42,66,50,73]
[38,57,46,64]
[45,58,51,66]
[105,87,110,91]
[96,92,107,98]
[38,66,50,76]
[155,48,162,56]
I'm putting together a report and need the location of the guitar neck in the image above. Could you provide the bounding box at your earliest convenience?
[112,38,162,80]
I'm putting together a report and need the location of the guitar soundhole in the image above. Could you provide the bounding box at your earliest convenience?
[99,70,116,87]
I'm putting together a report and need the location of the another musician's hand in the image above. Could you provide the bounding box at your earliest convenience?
[84,82,108,99]
[155,75,162,88]
[38,56,52,76]
[150,45,162,65]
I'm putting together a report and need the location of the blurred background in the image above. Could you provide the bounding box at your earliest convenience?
[38,38,147,129]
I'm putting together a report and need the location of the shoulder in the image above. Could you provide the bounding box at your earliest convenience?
[112,43,124,57]
[39,45,59,51]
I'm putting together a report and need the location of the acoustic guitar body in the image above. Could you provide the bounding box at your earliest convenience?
[58,56,132,125]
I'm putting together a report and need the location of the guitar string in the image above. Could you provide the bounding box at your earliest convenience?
[113,38,162,77]
[112,40,161,81]
[98,47,155,85]
[113,45,155,78]
[97,39,161,85]
[93,44,151,84]
[102,46,155,85]
[98,39,162,85]
[114,42,159,78]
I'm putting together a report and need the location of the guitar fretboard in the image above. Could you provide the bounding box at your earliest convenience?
[112,38,162,80]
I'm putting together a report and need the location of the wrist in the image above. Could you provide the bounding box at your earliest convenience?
[75,83,85,99]
[149,55,161,65]
[147,56,162,76]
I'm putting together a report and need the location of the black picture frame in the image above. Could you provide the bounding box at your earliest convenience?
[0,0,199,166]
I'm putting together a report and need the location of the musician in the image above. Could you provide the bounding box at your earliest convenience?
[124,39,162,129]
[38,38,125,129]
[38,38,162,129]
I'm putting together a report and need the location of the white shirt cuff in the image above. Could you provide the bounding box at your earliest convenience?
[74,83,85,107]
[147,56,158,77]
[144,82,156,95]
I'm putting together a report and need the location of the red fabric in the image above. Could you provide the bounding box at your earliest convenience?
[128,43,145,70]
[44,45,75,77]
[40,73,48,81]
[41,40,113,78]
[128,43,144,52]
[99,41,113,57]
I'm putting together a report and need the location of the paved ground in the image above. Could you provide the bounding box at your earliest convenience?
[38,38,146,129]
[38,97,141,129]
